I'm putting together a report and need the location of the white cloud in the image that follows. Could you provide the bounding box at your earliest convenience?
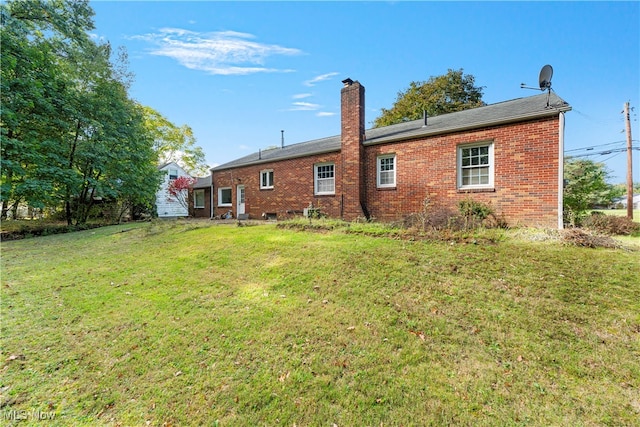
[290,102,320,111]
[131,28,303,75]
[292,93,313,99]
[316,112,336,117]
[303,72,339,87]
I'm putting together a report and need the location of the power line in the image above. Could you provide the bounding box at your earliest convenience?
[566,147,640,158]
[565,140,637,153]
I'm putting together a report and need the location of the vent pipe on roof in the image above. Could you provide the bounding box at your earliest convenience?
[258,148,261,160]
[422,110,428,127]
[281,130,284,148]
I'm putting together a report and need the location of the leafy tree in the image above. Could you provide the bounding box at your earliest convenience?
[142,106,209,176]
[563,158,623,226]
[373,69,485,128]
[1,0,162,224]
[166,176,197,213]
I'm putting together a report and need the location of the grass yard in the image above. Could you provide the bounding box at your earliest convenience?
[1,220,639,426]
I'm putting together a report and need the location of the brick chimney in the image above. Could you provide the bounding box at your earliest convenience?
[340,78,366,220]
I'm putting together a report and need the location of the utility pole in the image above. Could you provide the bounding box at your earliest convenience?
[624,102,633,219]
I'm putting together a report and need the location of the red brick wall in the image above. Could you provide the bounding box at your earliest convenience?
[212,152,344,220]
[363,116,560,228]
[212,116,561,227]
[192,187,211,218]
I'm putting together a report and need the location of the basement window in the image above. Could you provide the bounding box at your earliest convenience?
[314,163,335,195]
[457,142,494,190]
[218,187,232,206]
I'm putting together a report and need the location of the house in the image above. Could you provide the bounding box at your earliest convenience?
[614,194,640,210]
[156,162,191,218]
[212,78,571,228]
[192,176,213,218]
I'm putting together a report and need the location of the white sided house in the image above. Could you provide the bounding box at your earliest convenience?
[156,162,192,218]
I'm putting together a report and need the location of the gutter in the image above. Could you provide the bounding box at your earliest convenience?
[210,181,214,220]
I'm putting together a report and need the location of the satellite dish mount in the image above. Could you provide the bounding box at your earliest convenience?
[520,64,554,107]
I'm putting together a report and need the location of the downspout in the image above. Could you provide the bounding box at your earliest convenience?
[210,182,214,219]
[558,112,565,230]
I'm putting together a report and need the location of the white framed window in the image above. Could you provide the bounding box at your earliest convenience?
[168,168,178,180]
[218,187,232,206]
[194,189,205,208]
[377,154,396,188]
[260,170,274,189]
[458,142,494,189]
[314,163,335,195]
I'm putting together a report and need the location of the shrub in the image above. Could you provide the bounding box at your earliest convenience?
[582,212,640,236]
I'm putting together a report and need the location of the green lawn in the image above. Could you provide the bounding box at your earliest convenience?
[1,221,639,426]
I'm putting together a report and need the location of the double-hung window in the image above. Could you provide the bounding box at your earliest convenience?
[377,154,396,188]
[314,163,335,195]
[218,187,232,206]
[260,170,274,189]
[194,189,205,208]
[458,142,494,189]
[168,168,178,180]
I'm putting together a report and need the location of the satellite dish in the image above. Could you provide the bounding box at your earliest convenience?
[539,65,553,91]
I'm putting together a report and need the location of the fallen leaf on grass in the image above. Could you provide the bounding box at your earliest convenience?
[278,371,290,382]
[409,330,425,340]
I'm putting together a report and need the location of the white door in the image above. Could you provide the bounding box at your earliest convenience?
[236,185,245,216]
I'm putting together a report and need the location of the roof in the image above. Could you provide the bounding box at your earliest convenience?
[213,92,571,171]
[193,176,211,188]
[158,161,186,172]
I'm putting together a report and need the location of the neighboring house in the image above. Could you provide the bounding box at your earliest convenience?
[212,78,572,228]
[614,194,640,210]
[156,162,191,218]
[192,176,213,219]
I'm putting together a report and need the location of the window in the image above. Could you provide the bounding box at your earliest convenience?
[218,187,232,206]
[168,168,178,180]
[458,142,494,189]
[314,163,335,195]
[194,189,205,208]
[377,154,396,188]
[260,170,274,189]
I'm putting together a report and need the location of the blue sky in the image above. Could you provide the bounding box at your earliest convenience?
[91,1,639,183]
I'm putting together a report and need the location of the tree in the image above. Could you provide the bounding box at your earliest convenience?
[373,69,485,128]
[142,107,209,176]
[166,176,197,213]
[1,0,162,224]
[563,158,623,226]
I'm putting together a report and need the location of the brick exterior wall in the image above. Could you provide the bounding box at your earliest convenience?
[363,117,560,228]
[191,187,211,218]
[212,116,560,227]
[212,152,344,220]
